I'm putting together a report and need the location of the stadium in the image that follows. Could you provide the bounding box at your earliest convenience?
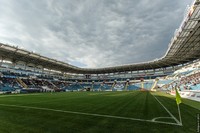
[0,0,200,133]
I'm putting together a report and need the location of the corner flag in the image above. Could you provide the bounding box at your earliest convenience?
[175,88,182,125]
[175,88,182,104]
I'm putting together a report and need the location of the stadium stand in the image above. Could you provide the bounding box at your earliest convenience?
[0,0,199,102]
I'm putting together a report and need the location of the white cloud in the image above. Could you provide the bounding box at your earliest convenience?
[0,0,194,68]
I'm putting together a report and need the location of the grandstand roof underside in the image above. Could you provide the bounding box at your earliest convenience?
[0,2,200,74]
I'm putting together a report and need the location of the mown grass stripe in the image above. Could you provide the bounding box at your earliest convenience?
[0,103,181,126]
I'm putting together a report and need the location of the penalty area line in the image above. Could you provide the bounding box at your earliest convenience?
[0,103,181,126]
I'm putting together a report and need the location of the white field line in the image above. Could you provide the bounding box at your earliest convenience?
[0,103,181,126]
[152,117,173,122]
[151,93,181,125]
[0,94,43,97]
[155,94,200,111]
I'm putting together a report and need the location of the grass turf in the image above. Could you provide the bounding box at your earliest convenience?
[0,91,199,133]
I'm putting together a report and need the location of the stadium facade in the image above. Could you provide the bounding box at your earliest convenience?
[0,0,200,79]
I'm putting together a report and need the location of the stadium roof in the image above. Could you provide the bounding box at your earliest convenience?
[0,1,200,74]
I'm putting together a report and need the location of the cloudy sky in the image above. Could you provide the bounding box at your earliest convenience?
[0,0,193,68]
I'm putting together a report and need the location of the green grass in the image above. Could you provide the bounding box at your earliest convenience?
[0,91,199,133]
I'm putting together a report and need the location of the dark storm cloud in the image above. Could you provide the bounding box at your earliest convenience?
[0,0,194,68]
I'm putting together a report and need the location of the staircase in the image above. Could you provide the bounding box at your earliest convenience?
[47,80,59,90]
[17,78,28,88]
[110,81,116,91]
[151,79,159,91]
[141,81,144,89]
[124,82,129,91]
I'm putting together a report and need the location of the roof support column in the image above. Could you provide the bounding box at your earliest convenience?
[0,56,4,67]
[49,69,51,76]
[24,63,27,70]
[11,60,16,69]
[42,67,44,74]
[172,66,175,71]
[33,66,36,72]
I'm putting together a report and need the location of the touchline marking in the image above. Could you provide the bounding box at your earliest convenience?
[0,103,181,126]
[0,94,42,97]
[151,93,181,125]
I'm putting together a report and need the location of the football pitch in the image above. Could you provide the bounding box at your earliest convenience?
[0,91,199,133]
